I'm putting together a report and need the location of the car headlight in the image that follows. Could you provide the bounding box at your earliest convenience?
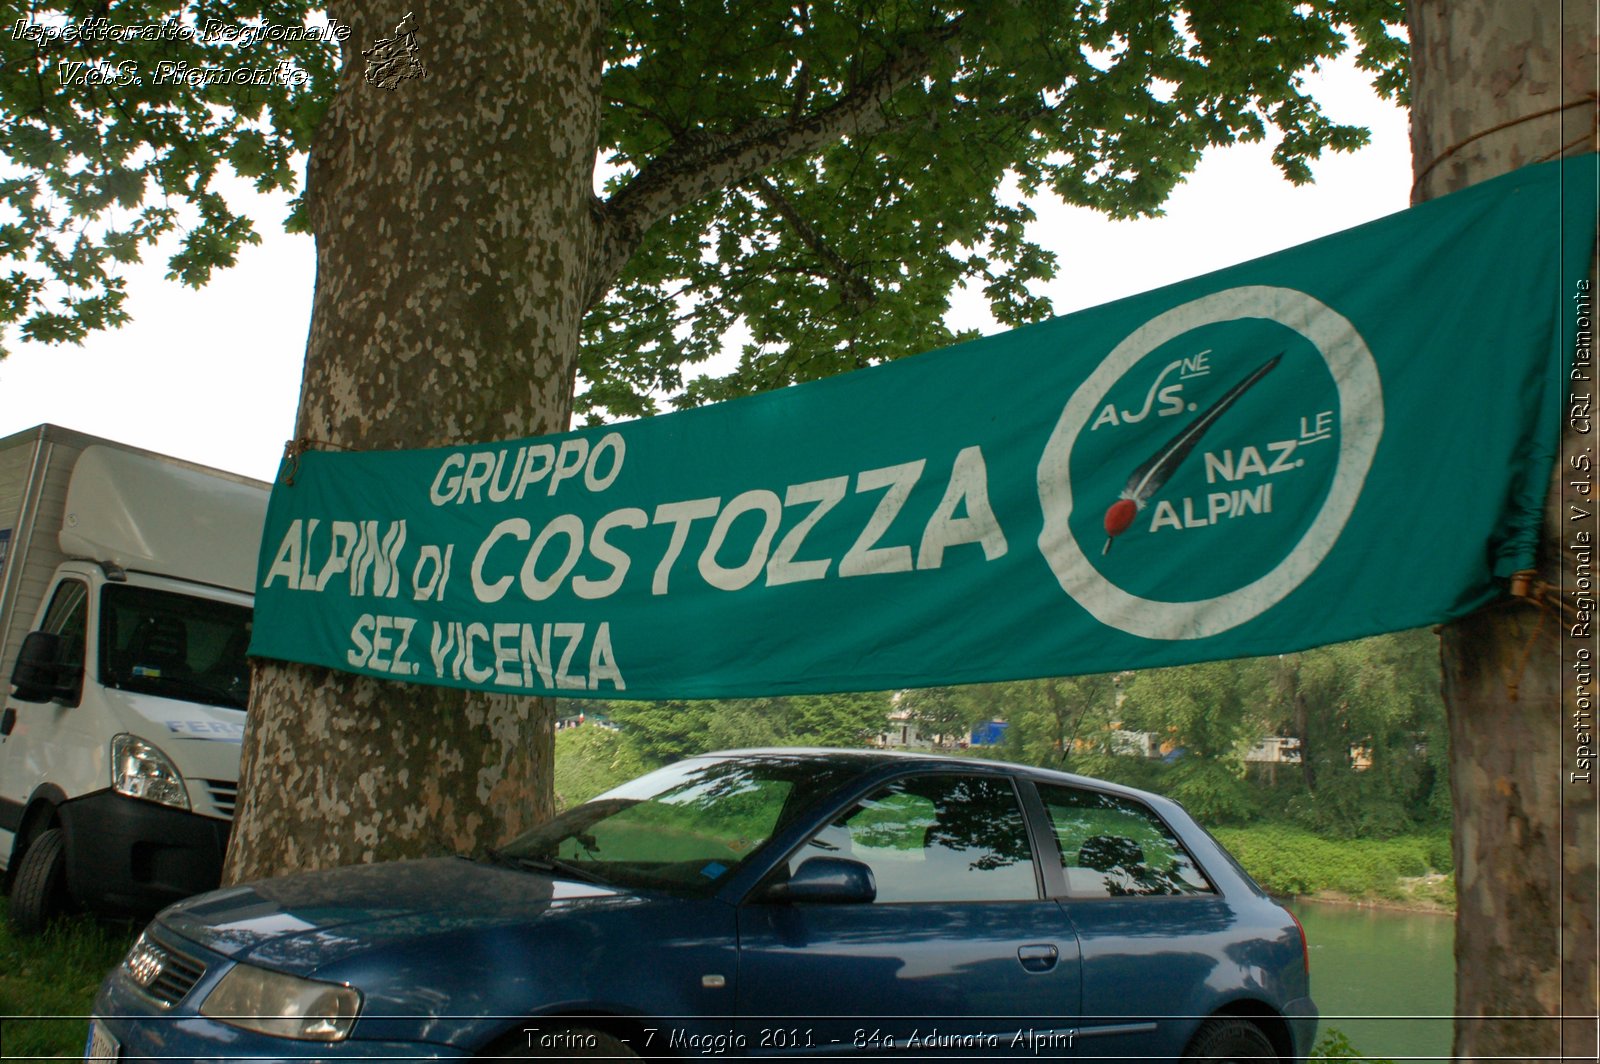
[110,734,190,810]
[199,962,362,1041]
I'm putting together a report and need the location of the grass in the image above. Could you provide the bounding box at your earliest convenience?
[0,897,137,1062]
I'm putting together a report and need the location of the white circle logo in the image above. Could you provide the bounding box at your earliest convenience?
[1037,285,1383,640]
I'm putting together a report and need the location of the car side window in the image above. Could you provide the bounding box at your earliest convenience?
[1037,783,1213,898]
[39,580,89,702]
[790,774,1039,903]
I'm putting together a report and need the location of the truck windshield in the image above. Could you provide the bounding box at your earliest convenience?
[98,585,252,710]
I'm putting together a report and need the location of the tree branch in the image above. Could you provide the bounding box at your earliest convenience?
[746,175,873,306]
[584,16,966,310]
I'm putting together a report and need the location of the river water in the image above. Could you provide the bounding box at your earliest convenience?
[1287,899,1456,1061]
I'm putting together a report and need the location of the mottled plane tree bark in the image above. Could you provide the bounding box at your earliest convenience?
[1408,1,1598,1058]
[221,6,610,878]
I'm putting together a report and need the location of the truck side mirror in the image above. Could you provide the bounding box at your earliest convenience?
[10,631,73,704]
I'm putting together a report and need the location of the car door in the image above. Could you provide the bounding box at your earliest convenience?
[1035,782,1229,1061]
[735,771,1082,1057]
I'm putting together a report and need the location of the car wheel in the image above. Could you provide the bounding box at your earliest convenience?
[1184,1017,1278,1062]
[483,1025,639,1059]
[8,827,69,935]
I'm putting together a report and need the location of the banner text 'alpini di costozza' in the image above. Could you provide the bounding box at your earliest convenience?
[250,155,1599,700]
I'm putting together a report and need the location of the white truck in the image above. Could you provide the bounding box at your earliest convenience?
[0,424,269,932]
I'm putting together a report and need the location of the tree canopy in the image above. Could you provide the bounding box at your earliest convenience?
[5,0,1406,404]
[1,3,337,347]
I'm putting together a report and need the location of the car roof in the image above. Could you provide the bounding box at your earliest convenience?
[693,747,1177,809]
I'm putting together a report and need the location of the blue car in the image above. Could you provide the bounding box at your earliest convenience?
[89,749,1315,1061]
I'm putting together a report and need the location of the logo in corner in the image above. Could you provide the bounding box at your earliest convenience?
[363,12,427,91]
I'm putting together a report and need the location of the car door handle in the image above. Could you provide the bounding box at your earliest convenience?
[1017,943,1059,973]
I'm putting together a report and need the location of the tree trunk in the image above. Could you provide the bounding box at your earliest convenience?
[1409,1,1597,1058]
[1046,679,1068,753]
[1290,664,1316,793]
[225,1,603,882]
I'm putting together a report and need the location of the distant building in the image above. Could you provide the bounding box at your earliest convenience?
[1108,728,1157,758]
[878,708,1003,749]
[1244,736,1303,764]
[880,708,934,749]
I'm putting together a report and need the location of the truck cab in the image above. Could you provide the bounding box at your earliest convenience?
[0,426,267,932]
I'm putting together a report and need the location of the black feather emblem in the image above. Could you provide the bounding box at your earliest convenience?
[1101,353,1283,554]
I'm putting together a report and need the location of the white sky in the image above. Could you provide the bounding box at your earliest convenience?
[0,54,1411,484]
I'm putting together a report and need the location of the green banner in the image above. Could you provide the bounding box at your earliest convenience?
[251,156,1598,700]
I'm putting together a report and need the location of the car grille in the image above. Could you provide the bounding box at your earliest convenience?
[124,932,207,1008]
[203,779,237,819]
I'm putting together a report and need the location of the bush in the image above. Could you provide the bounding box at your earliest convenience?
[1422,832,1453,870]
[1313,1027,1396,1063]
[1211,825,1453,902]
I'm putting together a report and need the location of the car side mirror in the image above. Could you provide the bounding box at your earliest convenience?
[10,631,73,704]
[762,856,877,905]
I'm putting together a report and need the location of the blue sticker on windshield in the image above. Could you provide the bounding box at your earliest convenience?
[700,862,728,880]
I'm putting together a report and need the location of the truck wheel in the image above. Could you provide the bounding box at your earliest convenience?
[8,827,68,935]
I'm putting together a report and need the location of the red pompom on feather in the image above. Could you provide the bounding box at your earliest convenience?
[1104,498,1138,536]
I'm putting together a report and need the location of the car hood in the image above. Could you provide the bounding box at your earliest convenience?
[158,857,632,971]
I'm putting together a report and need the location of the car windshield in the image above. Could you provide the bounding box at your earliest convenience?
[98,584,253,710]
[495,754,866,897]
